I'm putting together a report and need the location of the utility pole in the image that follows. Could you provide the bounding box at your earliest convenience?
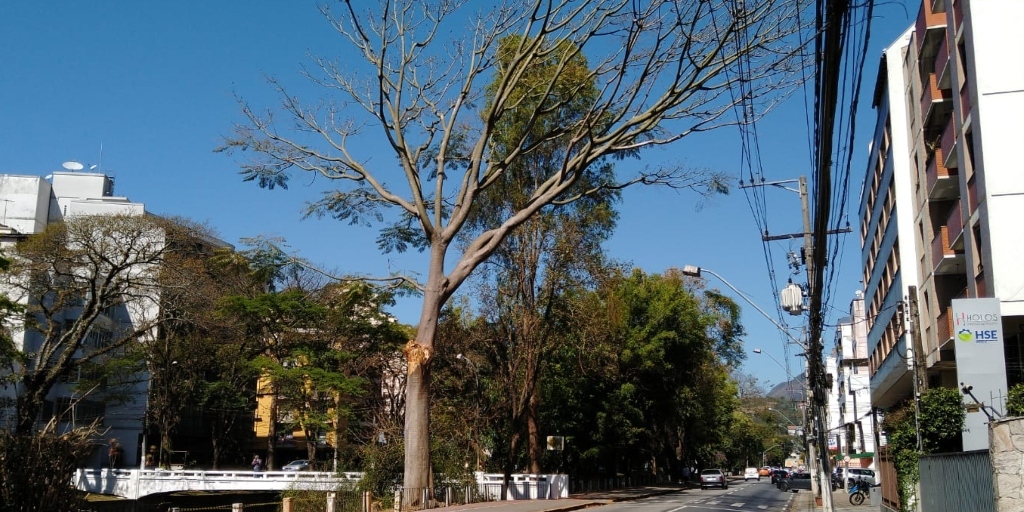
[907,286,927,451]
[742,175,845,511]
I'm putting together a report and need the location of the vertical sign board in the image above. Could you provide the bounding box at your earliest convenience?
[951,298,1007,450]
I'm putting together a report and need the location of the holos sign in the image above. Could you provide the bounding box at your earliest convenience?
[954,309,1001,343]
[951,298,1007,451]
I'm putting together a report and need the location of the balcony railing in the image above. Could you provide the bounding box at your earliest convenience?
[935,32,950,89]
[915,2,947,56]
[926,145,958,200]
[946,198,963,248]
[930,225,963,273]
[936,307,952,345]
[941,116,958,169]
[922,72,953,128]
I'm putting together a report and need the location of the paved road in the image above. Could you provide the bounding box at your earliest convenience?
[442,480,800,512]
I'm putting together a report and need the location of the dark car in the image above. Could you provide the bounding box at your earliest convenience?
[770,469,790,485]
[778,472,813,492]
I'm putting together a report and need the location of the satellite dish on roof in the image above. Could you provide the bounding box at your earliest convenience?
[62,161,84,171]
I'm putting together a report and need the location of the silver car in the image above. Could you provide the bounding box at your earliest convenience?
[700,469,728,489]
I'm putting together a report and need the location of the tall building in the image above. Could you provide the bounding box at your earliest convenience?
[832,293,876,467]
[859,27,916,412]
[862,0,1024,450]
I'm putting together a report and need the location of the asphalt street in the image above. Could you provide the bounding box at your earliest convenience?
[439,480,803,512]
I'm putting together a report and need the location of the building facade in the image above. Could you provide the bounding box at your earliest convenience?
[862,0,1024,446]
[832,293,877,468]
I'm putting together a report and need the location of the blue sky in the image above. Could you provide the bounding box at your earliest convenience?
[0,1,915,391]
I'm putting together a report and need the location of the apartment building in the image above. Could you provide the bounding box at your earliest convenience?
[859,27,916,412]
[832,293,876,468]
[862,0,1024,449]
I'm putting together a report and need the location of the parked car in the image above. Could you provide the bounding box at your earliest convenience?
[778,472,813,492]
[743,467,760,482]
[770,469,790,485]
[836,467,876,488]
[281,459,310,471]
[700,469,728,489]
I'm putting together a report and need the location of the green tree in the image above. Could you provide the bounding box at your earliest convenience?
[468,33,622,479]
[539,269,744,478]
[221,0,807,492]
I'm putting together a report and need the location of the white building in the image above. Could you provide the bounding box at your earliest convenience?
[833,293,876,469]
[1,170,154,467]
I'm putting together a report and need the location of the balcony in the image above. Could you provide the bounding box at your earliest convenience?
[915,3,947,57]
[931,225,964,274]
[922,71,954,129]
[926,144,958,200]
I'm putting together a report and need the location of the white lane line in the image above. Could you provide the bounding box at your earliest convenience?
[729,503,744,507]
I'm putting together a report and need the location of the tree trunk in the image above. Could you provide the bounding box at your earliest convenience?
[14,389,43,435]
[526,386,542,474]
[403,255,444,506]
[266,391,278,470]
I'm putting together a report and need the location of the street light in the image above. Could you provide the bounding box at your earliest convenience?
[752,348,789,375]
[681,265,806,349]
[762,443,780,467]
[768,407,800,429]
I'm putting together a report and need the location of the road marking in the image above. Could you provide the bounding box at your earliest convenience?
[729,503,744,507]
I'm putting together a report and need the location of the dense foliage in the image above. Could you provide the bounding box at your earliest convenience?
[882,386,966,510]
[431,268,748,480]
[1007,383,1024,416]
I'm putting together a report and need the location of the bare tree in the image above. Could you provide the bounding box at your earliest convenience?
[1,215,174,435]
[221,0,808,495]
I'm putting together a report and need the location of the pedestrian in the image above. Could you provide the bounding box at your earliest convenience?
[252,454,262,476]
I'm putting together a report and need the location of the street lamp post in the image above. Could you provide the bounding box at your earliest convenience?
[683,264,825,502]
[752,348,790,376]
[681,266,806,349]
[762,443,780,467]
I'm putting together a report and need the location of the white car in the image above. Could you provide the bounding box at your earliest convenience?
[744,467,760,481]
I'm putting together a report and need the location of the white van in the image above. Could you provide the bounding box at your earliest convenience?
[743,467,760,481]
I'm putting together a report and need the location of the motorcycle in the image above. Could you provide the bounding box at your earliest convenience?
[848,478,870,506]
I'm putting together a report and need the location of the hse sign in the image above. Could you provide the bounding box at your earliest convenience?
[951,298,1007,451]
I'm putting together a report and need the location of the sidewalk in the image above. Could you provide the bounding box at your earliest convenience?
[789,488,880,512]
